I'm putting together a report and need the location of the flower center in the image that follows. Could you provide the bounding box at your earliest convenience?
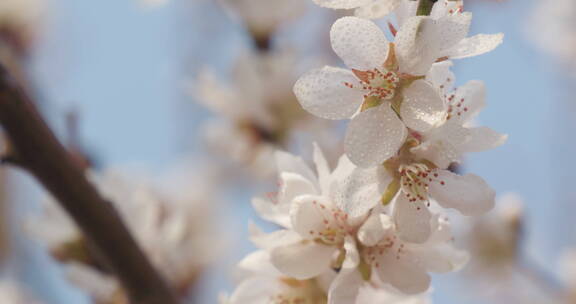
[308,200,350,246]
[399,163,433,203]
[344,68,400,106]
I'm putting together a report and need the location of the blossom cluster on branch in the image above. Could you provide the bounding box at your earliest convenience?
[225,0,507,302]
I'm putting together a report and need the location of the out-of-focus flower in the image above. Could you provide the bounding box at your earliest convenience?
[0,0,43,55]
[467,193,523,273]
[29,168,219,300]
[528,0,576,76]
[193,50,337,177]
[0,279,42,304]
[218,0,306,43]
[294,14,503,167]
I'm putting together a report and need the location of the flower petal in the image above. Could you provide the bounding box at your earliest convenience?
[252,196,291,228]
[429,170,495,215]
[446,33,504,59]
[313,142,332,195]
[330,16,389,71]
[436,13,473,54]
[275,150,317,186]
[249,222,301,249]
[426,61,455,96]
[345,105,407,167]
[354,0,402,19]
[334,166,391,218]
[376,251,431,294]
[270,241,337,280]
[313,0,372,9]
[401,79,446,132]
[294,66,364,120]
[328,269,363,304]
[279,172,318,206]
[290,195,333,239]
[393,193,432,244]
[450,80,486,123]
[462,127,507,152]
[358,212,389,246]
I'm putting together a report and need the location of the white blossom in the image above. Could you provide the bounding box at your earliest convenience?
[294,14,503,167]
[218,0,306,38]
[193,50,337,177]
[250,146,467,300]
[29,167,218,296]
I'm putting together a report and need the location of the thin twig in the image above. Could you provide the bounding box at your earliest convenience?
[0,63,179,304]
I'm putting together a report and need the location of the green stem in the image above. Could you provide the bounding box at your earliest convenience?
[416,0,436,16]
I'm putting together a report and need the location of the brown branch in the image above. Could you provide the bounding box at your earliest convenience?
[0,63,179,304]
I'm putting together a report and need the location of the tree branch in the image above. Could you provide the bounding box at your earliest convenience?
[417,0,437,16]
[0,63,179,304]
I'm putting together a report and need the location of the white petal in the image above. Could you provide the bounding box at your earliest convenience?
[357,212,388,246]
[249,223,301,249]
[462,127,507,153]
[270,241,336,279]
[335,166,391,218]
[238,250,281,275]
[275,150,317,186]
[411,119,469,169]
[294,66,364,120]
[354,0,402,19]
[313,142,332,195]
[290,195,332,239]
[278,172,318,206]
[436,13,472,54]
[330,16,389,70]
[401,79,446,132]
[446,33,504,59]
[251,196,291,228]
[313,0,372,9]
[430,0,463,19]
[393,193,432,244]
[228,276,279,304]
[345,105,407,167]
[395,17,439,75]
[417,244,469,273]
[450,80,486,123]
[428,170,495,215]
[425,61,455,96]
[343,236,360,269]
[376,252,431,294]
[328,269,363,304]
[396,14,471,75]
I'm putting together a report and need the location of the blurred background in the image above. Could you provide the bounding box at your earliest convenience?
[0,0,575,303]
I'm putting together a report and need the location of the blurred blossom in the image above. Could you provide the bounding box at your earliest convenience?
[192,50,338,178]
[559,249,576,302]
[29,167,221,301]
[217,0,307,44]
[0,279,43,304]
[528,0,576,76]
[0,0,44,54]
[467,192,523,275]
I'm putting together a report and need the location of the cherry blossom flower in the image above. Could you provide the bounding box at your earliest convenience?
[251,146,467,299]
[193,50,337,177]
[218,0,306,40]
[412,62,508,169]
[294,14,503,167]
[29,168,219,298]
[528,0,576,76]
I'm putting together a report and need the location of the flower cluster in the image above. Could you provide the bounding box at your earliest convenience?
[29,168,219,303]
[193,50,338,178]
[229,0,506,302]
